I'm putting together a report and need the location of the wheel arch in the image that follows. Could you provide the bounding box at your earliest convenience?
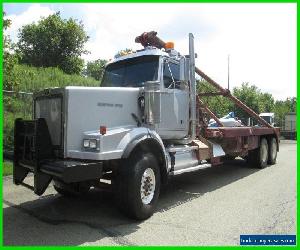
[122,135,170,185]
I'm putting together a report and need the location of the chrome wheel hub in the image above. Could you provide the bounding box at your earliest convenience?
[140,168,156,205]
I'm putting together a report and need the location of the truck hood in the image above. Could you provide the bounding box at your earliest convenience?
[65,86,141,151]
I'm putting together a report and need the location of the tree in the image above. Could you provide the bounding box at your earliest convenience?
[197,80,233,117]
[274,97,296,127]
[17,12,89,74]
[231,82,276,121]
[259,92,275,114]
[197,81,280,124]
[85,59,107,81]
[3,12,19,90]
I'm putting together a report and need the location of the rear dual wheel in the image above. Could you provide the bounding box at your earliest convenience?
[248,138,269,169]
[248,137,277,168]
[268,137,277,165]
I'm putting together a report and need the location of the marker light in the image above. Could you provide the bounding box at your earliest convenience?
[100,126,107,135]
[165,42,174,50]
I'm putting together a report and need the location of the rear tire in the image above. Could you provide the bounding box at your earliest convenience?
[115,152,161,220]
[248,138,269,169]
[268,137,277,165]
[53,180,90,197]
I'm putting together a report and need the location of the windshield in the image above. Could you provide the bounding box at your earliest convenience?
[261,116,271,124]
[101,55,159,87]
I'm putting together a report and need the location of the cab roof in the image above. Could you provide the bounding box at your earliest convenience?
[107,47,169,65]
[259,113,275,116]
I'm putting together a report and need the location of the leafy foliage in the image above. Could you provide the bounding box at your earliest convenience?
[274,97,296,125]
[17,12,89,74]
[3,161,13,176]
[7,64,99,92]
[197,80,233,117]
[232,83,275,120]
[84,59,107,81]
[3,12,19,90]
[198,81,295,127]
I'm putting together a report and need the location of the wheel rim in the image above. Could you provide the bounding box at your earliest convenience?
[271,140,277,159]
[140,168,156,205]
[261,141,268,163]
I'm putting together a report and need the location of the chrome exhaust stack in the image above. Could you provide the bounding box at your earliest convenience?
[189,33,197,140]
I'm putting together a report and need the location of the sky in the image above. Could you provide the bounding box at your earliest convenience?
[4,3,297,100]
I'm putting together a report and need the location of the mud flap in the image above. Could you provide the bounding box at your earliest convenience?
[13,164,29,185]
[34,172,52,195]
[14,118,54,195]
[13,118,30,185]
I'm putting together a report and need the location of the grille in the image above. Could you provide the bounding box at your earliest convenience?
[34,96,63,149]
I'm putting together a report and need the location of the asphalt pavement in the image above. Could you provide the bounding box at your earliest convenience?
[3,140,296,246]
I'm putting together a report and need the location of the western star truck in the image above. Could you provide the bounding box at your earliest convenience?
[13,31,280,220]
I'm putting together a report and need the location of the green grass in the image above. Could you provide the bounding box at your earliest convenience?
[13,64,100,92]
[3,64,100,151]
[3,161,13,176]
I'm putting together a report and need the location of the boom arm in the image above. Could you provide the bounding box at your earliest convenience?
[195,68,272,128]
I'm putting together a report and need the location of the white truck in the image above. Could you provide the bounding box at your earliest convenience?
[13,31,280,220]
[259,113,275,126]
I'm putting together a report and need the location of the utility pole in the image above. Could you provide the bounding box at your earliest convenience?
[227,54,230,90]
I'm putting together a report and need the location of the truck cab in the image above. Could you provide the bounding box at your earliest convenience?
[102,47,190,139]
[259,113,275,126]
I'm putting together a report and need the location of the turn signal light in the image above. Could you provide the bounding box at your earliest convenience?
[165,42,174,50]
[100,126,107,135]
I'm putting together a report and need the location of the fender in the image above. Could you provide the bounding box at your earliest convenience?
[119,127,171,177]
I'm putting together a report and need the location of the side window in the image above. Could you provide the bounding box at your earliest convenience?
[163,62,180,88]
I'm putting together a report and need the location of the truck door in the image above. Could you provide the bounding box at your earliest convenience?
[156,60,189,139]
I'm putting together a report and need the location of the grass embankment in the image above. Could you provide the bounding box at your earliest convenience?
[2,162,13,176]
[4,64,99,151]
[12,64,100,91]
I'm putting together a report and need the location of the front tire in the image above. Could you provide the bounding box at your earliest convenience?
[115,152,161,220]
[248,138,269,169]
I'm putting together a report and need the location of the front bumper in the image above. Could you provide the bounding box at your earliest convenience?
[14,159,103,195]
[13,118,103,195]
[40,160,103,183]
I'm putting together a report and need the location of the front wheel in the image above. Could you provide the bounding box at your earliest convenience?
[115,152,161,220]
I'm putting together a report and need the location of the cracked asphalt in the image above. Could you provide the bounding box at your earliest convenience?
[3,140,296,246]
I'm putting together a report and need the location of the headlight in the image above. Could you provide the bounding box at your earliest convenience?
[83,139,98,150]
[89,139,97,149]
[83,139,90,148]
